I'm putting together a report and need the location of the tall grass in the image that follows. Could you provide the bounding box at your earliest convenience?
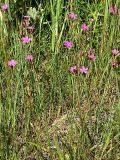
[0,0,120,159]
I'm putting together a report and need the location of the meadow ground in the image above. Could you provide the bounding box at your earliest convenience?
[1,0,120,159]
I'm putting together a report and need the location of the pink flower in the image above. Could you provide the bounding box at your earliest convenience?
[80,66,89,74]
[81,23,89,31]
[109,6,118,15]
[64,41,73,49]
[25,54,33,61]
[112,49,119,56]
[27,26,35,31]
[87,48,94,54]
[88,54,96,60]
[1,4,9,12]
[8,59,17,67]
[111,61,119,67]
[23,15,31,19]
[21,36,31,44]
[68,13,77,20]
[69,66,77,73]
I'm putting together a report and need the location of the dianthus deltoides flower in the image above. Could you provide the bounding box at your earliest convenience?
[81,23,89,31]
[68,13,77,20]
[88,54,96,60]
[1,4,9,12]
[22,16,31,27]
[8,59,17,67]
[23,15,31,19]
[109,6,118,14]
[87,48,94,54]
[80,66,89,74]
[22,36,31,44]
[25,54,33,61]
[69,66,77,73]
[64,41,73,49]
[112,49,119,56]
[111,61,119,67]
[27,26,35,32]
[27,26,34,30]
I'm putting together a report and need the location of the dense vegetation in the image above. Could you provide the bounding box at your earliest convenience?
[1,0,120,159]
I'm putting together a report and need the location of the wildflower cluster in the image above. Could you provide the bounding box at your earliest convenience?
[69,66,89,74]
[1,4,119,72]
[65,8,119,75]
[6,14,34,67]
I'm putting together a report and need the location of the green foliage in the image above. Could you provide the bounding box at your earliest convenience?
[1,0,120,159]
